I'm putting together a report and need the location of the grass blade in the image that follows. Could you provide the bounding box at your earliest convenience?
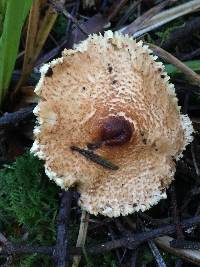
[0,0,32,106]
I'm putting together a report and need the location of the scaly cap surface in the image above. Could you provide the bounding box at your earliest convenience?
[31,31,193,217]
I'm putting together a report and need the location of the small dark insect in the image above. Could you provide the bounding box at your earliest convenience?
[161,74,165,79]
[70,146,119,170]
[45,67,53,77]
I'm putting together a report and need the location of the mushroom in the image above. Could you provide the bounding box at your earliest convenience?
[31,31,193,217]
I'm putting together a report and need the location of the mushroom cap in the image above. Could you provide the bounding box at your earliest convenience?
[31,31,193,217]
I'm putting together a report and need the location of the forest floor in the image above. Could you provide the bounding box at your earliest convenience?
[0,0,200,266]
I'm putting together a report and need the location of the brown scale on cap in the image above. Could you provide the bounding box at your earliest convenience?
[31,31,193,217]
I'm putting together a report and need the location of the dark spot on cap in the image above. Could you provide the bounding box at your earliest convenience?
[45,67,53,77]
[108,64,112,73]
[142,138,147,144]
[112,80,117,84]
[82,86,86,90]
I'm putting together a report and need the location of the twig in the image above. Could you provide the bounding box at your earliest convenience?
[191,142,200,176]
[68,13,108,46]
[79,215,200,254]
[106,0,128,21]
[53,190,72,267]
[1,244,53,255]
[70,146,119,170]
[107,226,122,266]
[155,236,200,266]
[36,2,79,66]
[122,0,200,38]
[170,239,200,250]
[129,249,138,267]
[49,0,88,36]
[122,0,171,35]
[115,218,131,237]
[170,183,184,240]
[181,186,200,213]
[138,218,167,267]
[68,0,129,46]
[180,48,200,61]
[138,212,171,226]
[169,183,185,266]
[116,0,141,28]
[0,105,35,127]
[2,216,200,257]
[161,17,200,50]
[72,210,89,267]
[148,43,200,87]
[148,240,167,267]
[35,39,68,68]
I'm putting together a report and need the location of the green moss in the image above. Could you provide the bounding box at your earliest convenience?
[83,252,117,267]
[53,15,68,39]
[0,152,59,266]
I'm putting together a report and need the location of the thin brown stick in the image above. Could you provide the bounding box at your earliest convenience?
[180,48,200,61]
[138,218,167,267]
[122,0,171,35]
[78,215,200,255]
[191,142,200,176]
[49,0,88,36]
[0,244,54,255]
[170,183,184,240]
[107,226,122,266]
[72,210,89,267]
[129,249,138,267]
[1,216,200,257]
[53,190,72,267]
[148,239,167,267]
[156,236,200,266]
[106,0,129,21]
[0,105,35,127]
[148,43,200,87]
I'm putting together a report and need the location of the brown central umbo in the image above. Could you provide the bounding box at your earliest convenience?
[88,116,133,150]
